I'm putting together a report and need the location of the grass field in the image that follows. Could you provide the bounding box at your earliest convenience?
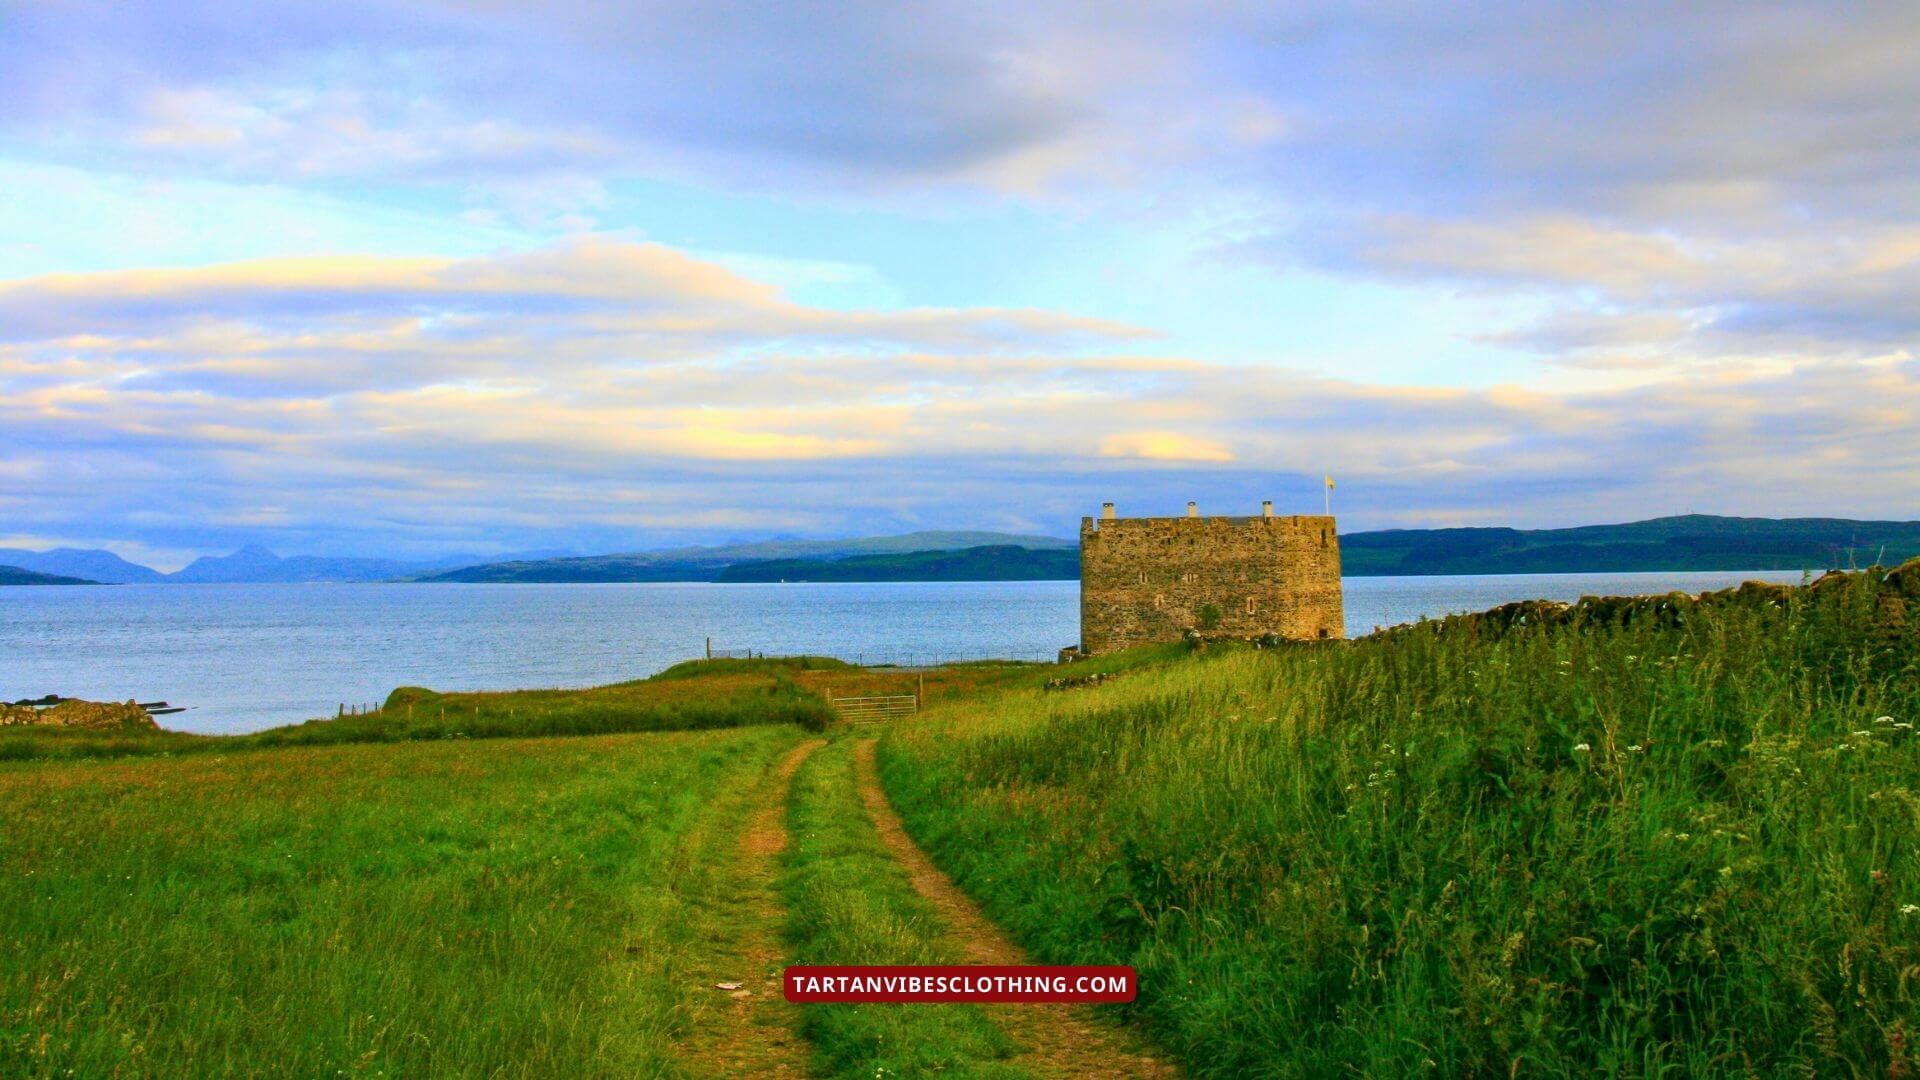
[0,726,802,1077]
[10,568,1917,1075]
[0,655,1070,1078]
[881,567,1920,1076]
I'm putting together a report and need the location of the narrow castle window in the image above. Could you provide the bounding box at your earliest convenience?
[1245,597,1257,614]
[1153,594,1165,609]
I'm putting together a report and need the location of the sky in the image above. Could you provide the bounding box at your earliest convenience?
[3,2,1918,569]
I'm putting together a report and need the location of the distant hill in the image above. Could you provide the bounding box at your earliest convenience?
[0,547,162,584]
[1341,515,1920,576]
[424,558,723,584]
[422,531,1074,583]
[658,530,1075,562]
[169,545,433,584]
[164,546,575,583]
[715,545,1078,582]
[8,516,1914,586]
[0,564,98,586]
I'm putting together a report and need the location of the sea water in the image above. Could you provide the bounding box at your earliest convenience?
[0,570,1808,733]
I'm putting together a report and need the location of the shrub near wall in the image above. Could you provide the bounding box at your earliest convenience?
[881,565,1920,1076]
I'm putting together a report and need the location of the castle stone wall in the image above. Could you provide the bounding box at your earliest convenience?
[1079,511,1344,653]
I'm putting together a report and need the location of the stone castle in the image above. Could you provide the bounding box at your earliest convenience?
[1078,500,1344,653]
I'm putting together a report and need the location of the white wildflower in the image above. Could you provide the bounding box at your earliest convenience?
[1573,743,1592,753]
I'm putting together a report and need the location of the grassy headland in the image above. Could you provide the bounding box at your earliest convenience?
[881,564,1920,1075]
[0,657,846,762]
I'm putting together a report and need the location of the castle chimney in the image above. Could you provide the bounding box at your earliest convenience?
[1186,501,1199,518]
[1101,502,1116,520]
[1262,500,1274,517]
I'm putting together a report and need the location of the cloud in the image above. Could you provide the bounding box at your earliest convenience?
[8,5,1916,333]
[1099,430,1235,463]
[9,3,1912,368]
[4,5,1919,557]
[6,237,1920,559]
[0,1,1122,192]
[4,4,1913,221]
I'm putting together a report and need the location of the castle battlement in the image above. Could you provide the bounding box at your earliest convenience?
[1078,501,1344,653]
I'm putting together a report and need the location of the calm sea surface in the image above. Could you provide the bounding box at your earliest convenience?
[1,571,1808,734]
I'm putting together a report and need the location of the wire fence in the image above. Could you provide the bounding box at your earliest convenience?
[701,640,1058,667]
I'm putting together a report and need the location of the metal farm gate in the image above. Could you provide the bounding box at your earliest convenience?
[831,693,918,725]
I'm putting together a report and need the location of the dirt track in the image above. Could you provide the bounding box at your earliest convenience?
[852,737,1178,1079]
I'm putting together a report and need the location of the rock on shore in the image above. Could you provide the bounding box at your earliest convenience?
[0,699,158,729]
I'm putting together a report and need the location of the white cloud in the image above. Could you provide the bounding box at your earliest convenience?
[5,237,1920,558]
[4,4,1919,555]
[1099,430,1235,463]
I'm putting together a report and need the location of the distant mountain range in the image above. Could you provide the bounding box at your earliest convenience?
[0,564,97,586]
[419,531,1076,582]
[0,547,165,584]
[163,544,580,584]
[3,516,1914,586]
[0,544,572,585]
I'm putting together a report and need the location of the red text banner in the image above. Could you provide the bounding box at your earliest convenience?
[784,965,1137,1003]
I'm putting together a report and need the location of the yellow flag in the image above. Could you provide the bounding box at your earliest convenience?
[1325,475,1335,489]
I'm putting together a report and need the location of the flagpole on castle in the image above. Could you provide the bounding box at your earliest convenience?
[1324,474,1334,516]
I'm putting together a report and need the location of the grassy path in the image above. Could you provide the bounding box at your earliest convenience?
[781,736,1025,1076]
[853,738,1177,1079]
[674,738,825,1077]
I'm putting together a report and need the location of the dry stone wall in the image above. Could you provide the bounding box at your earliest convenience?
[1079,513,1344,653]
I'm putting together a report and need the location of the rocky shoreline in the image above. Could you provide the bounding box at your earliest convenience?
[0,699,158,730]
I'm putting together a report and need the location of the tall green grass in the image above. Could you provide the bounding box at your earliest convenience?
[882,569,1920,1075]
[0,726,800,1076]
